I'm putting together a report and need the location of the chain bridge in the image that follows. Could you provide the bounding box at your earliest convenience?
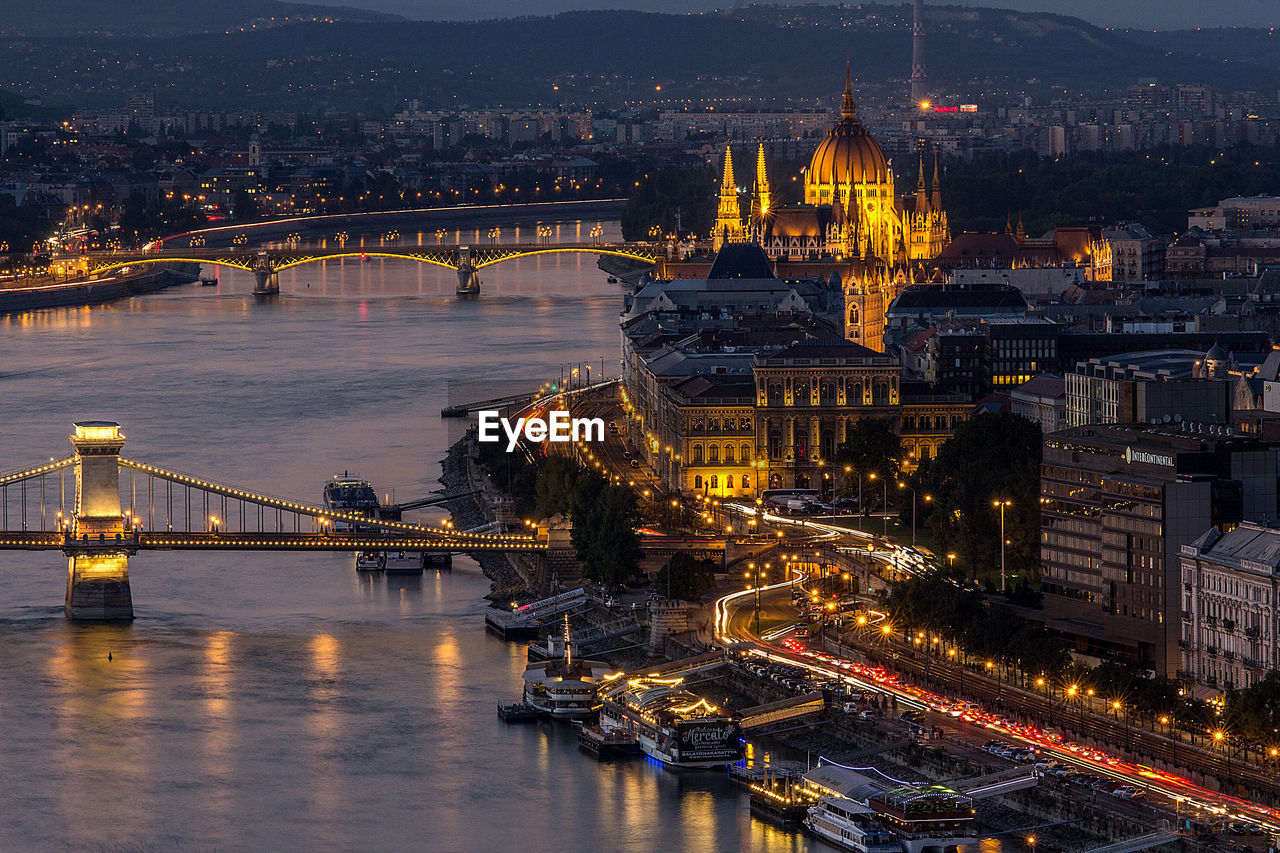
[81,241,663,295]
[2,422,544,621]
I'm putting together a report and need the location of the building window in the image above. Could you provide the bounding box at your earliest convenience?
[692,445,703,464]
[708,445,719,463]
[741,443,753,462]
[710,475,719,489]
[742,474,750,490]
[694,475,703,490]
[724,445,735,463]
[726,475,734,489]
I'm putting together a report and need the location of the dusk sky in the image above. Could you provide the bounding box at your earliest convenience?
[315,0,1277,29]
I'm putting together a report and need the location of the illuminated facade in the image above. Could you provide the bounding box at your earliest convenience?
[714,68,950,353]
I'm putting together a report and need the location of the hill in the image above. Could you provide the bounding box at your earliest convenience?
[0,0,399,37]
[2,4,1277,110]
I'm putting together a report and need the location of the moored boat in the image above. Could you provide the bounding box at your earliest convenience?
[599,676,742,769]
[803,797,903,853]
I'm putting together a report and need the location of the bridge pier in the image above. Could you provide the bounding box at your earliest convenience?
[66,552,133,621]
[455,246,480,295]
[64,422,134,621]
[253,264,279,296]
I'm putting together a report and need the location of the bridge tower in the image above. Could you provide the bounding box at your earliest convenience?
[65,421,134,621]
[456,245,480,295]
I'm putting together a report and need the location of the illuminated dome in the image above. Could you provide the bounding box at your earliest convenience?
[804,69,890,204]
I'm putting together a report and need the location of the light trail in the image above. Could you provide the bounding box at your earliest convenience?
[713,546,1280,834]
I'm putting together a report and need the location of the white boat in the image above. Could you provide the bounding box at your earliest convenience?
[804,798,903,853]
[384,551,425,574]
[599,678,742,768]
[355,551,385,571]
[521,616,611,719]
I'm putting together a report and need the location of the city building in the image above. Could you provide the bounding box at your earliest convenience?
[753,337,901,491]
[1179,522,1280,692]
[704,69,951,353]
[1064,348,1235,428]
[1040,424,1277,677]
[1011,373,1065,433]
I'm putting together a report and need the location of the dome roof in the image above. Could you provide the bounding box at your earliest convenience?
[1205,342,1228,361]
[805,69,889,192]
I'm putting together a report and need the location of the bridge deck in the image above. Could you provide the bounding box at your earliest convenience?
[0,531,545,552]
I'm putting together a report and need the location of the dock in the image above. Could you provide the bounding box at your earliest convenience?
[497,702,540,722]
[577,724,641,760]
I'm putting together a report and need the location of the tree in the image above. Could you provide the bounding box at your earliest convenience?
[232,188,258,221]
[654,552,717,602]
[923,412,1041,588]
[570,472,642,589]
[834,417,902,511]
[620,164,715,240]
[534,454,581,518]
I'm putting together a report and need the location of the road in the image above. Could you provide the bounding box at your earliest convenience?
[713,565,1280,839]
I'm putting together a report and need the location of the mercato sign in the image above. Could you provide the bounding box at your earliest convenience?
[477,410,605,452]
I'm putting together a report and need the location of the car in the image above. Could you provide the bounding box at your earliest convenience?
[858,710,877,721]
[1045,763,1071,777]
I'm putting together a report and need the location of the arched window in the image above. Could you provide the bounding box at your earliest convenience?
[710,475,719,489]
[694,475,703,490]
[692,418,704,433]
[741,443,753,462]
[726,475,734,489]
[692,444,703,464]
[708,445,719,463]
[742,474,750,490]
[724,445,735,463]
[739,416,752,431]
[708,417,720,432]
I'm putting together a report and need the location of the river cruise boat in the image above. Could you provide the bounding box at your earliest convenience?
[383,550,425,574]
[599,677,742,769]
[804,798,902,853]
[322,473,380,532]
[521,618,612,719]
[355,551,384,571]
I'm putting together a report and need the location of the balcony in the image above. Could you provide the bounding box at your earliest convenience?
[1224,650,1234,661]
[1244,626,1260,639]
[1223,619,1235,633]
[1180,610,1192,622]
[1206,646,1217,656]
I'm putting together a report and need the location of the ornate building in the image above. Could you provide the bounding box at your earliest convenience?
[753,338,901,490]
[713,67,950,353]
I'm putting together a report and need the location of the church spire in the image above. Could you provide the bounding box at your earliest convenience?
[755,141,771,216]
[714,144,744,250]
[840,61,857,119]
[930,152,943,211]
[914,154,929,214]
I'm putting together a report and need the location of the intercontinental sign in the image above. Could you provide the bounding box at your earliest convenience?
[1124,446,1174,467]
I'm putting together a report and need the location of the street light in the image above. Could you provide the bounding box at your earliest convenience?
[898,482,931,548]
[993,499,1011,591]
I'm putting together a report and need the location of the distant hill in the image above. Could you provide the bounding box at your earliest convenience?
[0,0,399,37]
[3,4,1278,110]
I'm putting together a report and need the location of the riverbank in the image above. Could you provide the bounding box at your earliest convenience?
[0,263,200,315]
[439,432,529,601]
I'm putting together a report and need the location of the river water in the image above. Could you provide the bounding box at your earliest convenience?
[0,220,823,852]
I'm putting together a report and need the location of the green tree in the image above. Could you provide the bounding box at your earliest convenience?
[834,417,902,511]
[654,552,717,602]
[570,472,642,589]
[924,412,1041,589]
[534,454,581,518]
[620,164,715,240]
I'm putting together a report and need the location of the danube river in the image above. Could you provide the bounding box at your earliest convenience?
[0,220,825,852]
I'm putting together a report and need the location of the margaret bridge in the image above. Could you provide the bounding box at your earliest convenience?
[81,241,666,295]
[2,422,545,621]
